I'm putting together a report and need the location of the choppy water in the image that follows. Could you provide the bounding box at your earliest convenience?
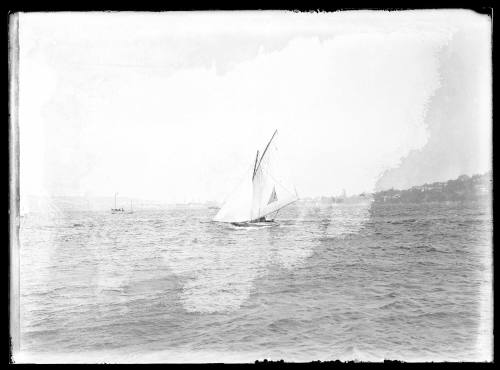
[17,200,492,363]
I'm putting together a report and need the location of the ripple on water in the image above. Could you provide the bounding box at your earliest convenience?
[18,201,492,362]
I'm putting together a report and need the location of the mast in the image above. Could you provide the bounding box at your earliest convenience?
[252,150,260,180]
[255,129,278,174]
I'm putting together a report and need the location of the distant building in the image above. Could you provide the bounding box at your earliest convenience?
[373,171,491,204]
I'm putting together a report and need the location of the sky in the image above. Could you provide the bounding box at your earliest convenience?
[17,10,491,203]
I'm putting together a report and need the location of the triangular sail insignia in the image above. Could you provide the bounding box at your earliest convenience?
[267,186,278,204]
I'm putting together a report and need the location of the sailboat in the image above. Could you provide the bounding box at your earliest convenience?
[111,192,124,213]
[126,200,134,214]
[213,129,298,226]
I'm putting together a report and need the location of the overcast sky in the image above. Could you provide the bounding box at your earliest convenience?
[18,10,491,203]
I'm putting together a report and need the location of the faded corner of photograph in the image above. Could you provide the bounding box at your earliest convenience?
[10,8,492,364]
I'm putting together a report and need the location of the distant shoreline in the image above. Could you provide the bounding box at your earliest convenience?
[372,172,491,204]
[20,171,492,212]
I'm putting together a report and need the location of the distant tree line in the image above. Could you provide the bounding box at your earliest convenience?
[373,172,492,204]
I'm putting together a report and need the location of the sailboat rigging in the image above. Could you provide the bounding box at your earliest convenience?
[213,129,298,226]
[111,192,124,213]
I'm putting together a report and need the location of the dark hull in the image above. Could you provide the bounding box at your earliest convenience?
[231,219,275,227]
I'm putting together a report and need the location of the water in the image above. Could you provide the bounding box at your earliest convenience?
[17,200,493,363]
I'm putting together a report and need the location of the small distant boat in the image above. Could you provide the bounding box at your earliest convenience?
[111,193,124,213]
[213,129,298,226]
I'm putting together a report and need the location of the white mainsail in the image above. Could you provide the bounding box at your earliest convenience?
[214,130,298,223]
[212,172,254,222]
